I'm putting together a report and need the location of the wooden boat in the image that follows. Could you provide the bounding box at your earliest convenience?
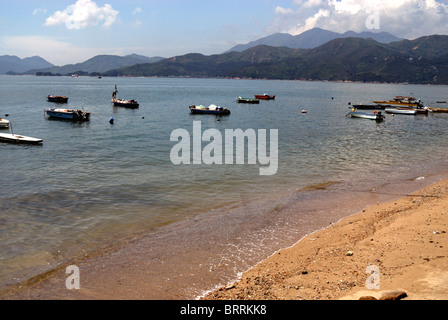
[254,94,275,100]
[385,107,417,115]
[429,107,448,113]
[373,96,425,108]
[189,105,230,115]
[237,97,259,104]
[0,118,9,128]
[347,110,385,121]
[112,85,139,108]
[47,95,68,103]
[46,108,90,121]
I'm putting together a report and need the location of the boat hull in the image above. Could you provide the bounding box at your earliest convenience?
[47,95,68,103]
[189,105,230,115]
[0,133,43,144]
[385,107,417,115]
[429,108,448,113]
[0,119,9,128]
[237,97,260,104]
[352,104,386,110]
[112,99,139,108]
[46,109,90,121]
[348,111,385,121]
[254,95,275,100]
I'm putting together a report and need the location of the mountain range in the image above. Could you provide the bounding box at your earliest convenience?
[0,55,54,74]
[228,28,403,52]
[105,35,448,84]
[2,28,447,84]
[26,54,164,75]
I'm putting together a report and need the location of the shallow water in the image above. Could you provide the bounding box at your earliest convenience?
[1,75,448,292]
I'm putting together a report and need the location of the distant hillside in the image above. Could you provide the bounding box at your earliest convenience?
[0,55,54,74]
[27,54,164,75]
[104,46,303,77]
[228,28,403,52]
[105,35,448,84]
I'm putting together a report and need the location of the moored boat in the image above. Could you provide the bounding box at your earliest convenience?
[189,105,230,115]
[0,123,42,144]
[47,95,68,103]
[112,85,139,108]
[0,118,9,128]
[384,107,417,115]
[237,97,260,104]
[373,96,424,108]
[46,108,90,121]
[347,110,385,121]
[351,104,386,110]
[254,94,275,100]
[429,107,448,113]
[0,133,43,144]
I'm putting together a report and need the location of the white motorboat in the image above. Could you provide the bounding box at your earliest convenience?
[347,110,385,121]
[385,107,417,115]
[0,118,9,128]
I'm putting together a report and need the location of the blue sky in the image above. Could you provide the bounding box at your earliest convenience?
[1,0,448,65]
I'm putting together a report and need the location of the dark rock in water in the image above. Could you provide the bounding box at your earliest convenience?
[359,296,377,300]
[379,290,407,300]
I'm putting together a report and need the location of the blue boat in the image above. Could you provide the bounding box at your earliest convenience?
[46,108,90,121]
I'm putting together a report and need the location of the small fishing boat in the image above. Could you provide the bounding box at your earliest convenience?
[46,108,90,121]
[112,85,139,108]
[112,98,139,108]
[373,96,424,108]
[347,110,385,121]
[351,104,386,110]
[0,133,43,144]
[0,123,42,144]
[254,94,275,100]
[47,95,68,103]
[237,97,259,104]
[0,118,9,128]
[429,107,448,113]
[189,105,230,115]
[385,107,417,115]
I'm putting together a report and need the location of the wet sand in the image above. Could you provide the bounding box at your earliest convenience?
[203,179,448,300]
[1,174,447,300]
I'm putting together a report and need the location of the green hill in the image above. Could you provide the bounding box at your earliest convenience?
[104,35,448,84]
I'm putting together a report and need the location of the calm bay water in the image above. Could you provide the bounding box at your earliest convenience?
[1,75,448,293]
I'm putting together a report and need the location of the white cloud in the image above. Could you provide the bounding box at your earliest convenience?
[270,0,448,39]
[45,0,118,30]
[33,8,47,16]
[133,7,143,15]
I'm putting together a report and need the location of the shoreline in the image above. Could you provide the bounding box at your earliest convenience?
[1,172,447,300]
[203,178,448,300]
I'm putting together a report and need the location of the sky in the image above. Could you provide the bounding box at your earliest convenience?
[1,0,448,66]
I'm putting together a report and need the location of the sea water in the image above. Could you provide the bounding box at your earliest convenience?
[1,75,448,293]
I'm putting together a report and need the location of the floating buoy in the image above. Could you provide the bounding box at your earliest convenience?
[301,110,307,113]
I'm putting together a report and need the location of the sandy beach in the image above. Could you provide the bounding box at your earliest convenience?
[204,179,448,300]
[2,176,448,300]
